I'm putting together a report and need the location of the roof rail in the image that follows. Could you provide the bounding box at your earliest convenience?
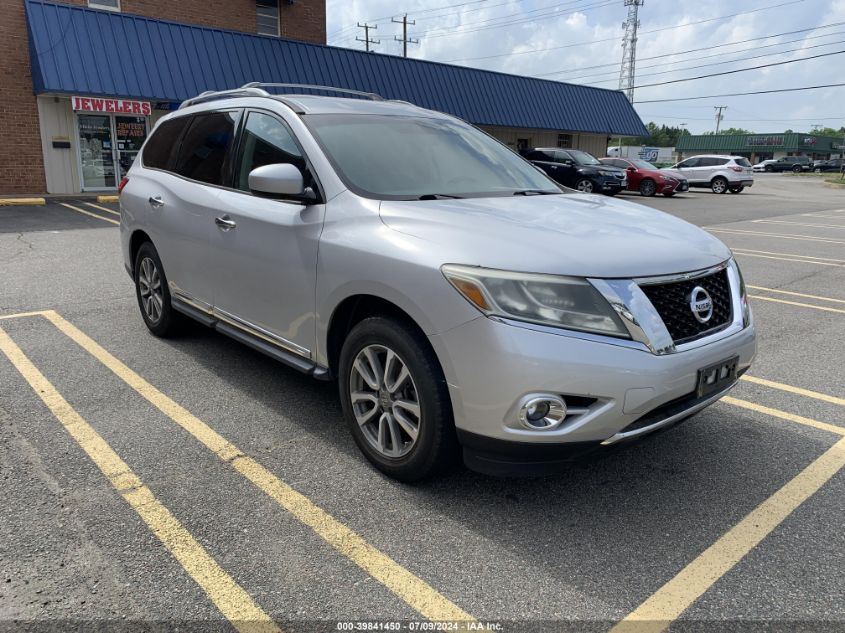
[179,87,270,109]
[241,82,384,101]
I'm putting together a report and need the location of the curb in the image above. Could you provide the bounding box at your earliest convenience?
[97,195,119,203]
[823,181,845,189]
[0,197,46,206]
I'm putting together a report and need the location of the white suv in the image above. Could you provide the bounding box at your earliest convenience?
[670,155,754,194]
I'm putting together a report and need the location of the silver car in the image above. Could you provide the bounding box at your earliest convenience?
[120,84,756,481]
[669,155,754,194]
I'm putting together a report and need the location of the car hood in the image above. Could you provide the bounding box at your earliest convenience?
[379,193,731,279]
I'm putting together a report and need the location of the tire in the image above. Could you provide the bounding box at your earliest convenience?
[711,177,728,194]
[338,316,458,482]
[638,179,657,197]
[728,185,744,194]
[764,165,773,173]
[134,241,181,337]
[574,178,594,193]
[814,168,822,173]
[792,164,802,173]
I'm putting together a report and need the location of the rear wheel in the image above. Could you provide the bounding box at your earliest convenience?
[575,178,594,193]
[728,185,744,194]
[338,317,458,482]
[711,177,728,194]
[638,179,656,197]
[134,242,181,337]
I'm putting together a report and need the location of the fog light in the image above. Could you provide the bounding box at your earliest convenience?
[519,395,567,430]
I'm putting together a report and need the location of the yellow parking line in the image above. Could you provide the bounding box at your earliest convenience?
[0,310,51,321]
[723,396,845,436]
[0,326,280,633]
[608,436,845,633]
[747,285,845,304]
[59,202,119,226]
[83,201,120,216]
[732,252,844,267]
[731,248,845,263]
[740,376,845,408]
[706,228,845,245]
[752,219,845,230]
[41,310,474,624]
[748,295,845,314]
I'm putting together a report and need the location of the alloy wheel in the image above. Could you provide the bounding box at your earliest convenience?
[576,179,594,193]
[138,257,163,324]
[349,344,421,459]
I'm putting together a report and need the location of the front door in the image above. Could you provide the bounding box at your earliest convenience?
[78,114,117,190]
[210,110,324,358]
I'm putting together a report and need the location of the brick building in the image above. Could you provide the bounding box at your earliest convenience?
[1,0,325,194]
[4,0,645,195]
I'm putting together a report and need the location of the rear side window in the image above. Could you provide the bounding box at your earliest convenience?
[175,111,241,186]
[734,158,752,167]
[711,158,730,166]
[142,116,190,170]
[526,150,555,162]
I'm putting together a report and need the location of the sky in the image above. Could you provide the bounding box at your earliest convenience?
[324,0,845,135]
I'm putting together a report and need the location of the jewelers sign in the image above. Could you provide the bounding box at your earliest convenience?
[72,96,151,116]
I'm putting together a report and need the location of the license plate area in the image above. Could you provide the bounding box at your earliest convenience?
[697,356,739,398]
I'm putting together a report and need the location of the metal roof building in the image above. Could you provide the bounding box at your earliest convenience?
[17,0,646,193]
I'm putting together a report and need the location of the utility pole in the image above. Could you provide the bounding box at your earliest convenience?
[392,15,419,58]
[714,106,727,134]
[356,22,379,53]
[618,0,644,102]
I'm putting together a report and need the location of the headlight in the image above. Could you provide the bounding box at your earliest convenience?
[733,258,752,327]
[441,265,630,338]
[598,170,618,177]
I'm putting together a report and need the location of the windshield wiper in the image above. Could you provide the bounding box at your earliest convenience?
[416,193,464,200]
[512,189,556,196]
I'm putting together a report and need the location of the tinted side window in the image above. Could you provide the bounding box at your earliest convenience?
[526,150,555,162]
[710,158,730,166]
[678,158,699,168]
[142,116,190,170]
[236,112,306,191]
[175,111,240,186]
[556,151,573,163]
[735,158,752,167]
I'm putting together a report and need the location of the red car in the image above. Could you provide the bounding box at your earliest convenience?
[599,158,689,197]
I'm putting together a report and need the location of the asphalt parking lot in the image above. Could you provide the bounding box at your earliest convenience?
[1,174,843,631]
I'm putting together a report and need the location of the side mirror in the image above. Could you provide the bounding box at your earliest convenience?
[248,163,315,201]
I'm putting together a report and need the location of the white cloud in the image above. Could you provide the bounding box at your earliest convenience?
[326,0,845,134]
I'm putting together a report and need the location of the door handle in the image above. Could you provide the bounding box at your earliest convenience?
[148,196,164,208]
[215,215,236,231]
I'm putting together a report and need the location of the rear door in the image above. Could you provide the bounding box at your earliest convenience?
[208,109,325,358]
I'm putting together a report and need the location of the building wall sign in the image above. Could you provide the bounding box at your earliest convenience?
[746,135,784,146]
[803,137,817,145]
[72,96,152,116]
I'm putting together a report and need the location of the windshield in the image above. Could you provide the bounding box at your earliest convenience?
[632,160,656,170]
[304,114,561,199]
[568,149,601,166]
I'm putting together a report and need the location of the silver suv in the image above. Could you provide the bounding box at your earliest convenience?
[669,155,754,194]
[120,84,756,481]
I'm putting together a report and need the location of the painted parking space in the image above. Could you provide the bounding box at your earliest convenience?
[0,199,119,233]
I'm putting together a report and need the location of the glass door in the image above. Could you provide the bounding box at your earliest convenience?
[78,114,117,189]
[114,116,148,180]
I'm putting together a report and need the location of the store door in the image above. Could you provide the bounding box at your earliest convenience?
[77,114,148,190]
[78,114,117,190]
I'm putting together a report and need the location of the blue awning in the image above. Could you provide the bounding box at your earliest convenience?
[25,0,647,136]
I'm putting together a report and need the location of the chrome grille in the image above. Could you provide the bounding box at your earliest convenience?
[639,269,733,344]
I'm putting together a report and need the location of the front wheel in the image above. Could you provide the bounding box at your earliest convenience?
[134,242,181,337]
[814,168,822,173]
[765,165,773,172]
[574,178,594,193]
[792,164,802,173]
[711,177,729,194]
[638,179,657,197]
[728,185,744,194]
[338,317,458,482]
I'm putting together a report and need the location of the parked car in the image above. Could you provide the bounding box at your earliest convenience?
[752,159,776,172]
[812,158,844,173]
[764,156,813,172]
[599,157,689,197]
[121,84,756,481]
[669,155,754,194]
[524,148,627,195]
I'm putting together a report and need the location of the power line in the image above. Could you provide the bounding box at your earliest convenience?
[436,0,807,62]
[566,36,845,85]
[356,22,380,53]
[635,83,845,104]
[630,48,845,91]
[536,25,845,80]
[392,15,419,58]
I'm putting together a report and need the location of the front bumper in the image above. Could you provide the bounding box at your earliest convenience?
[428,315,756,476]
[597,175,626,191]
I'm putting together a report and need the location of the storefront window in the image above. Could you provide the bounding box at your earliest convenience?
[115,116,148,179]
[78,115,116,189]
